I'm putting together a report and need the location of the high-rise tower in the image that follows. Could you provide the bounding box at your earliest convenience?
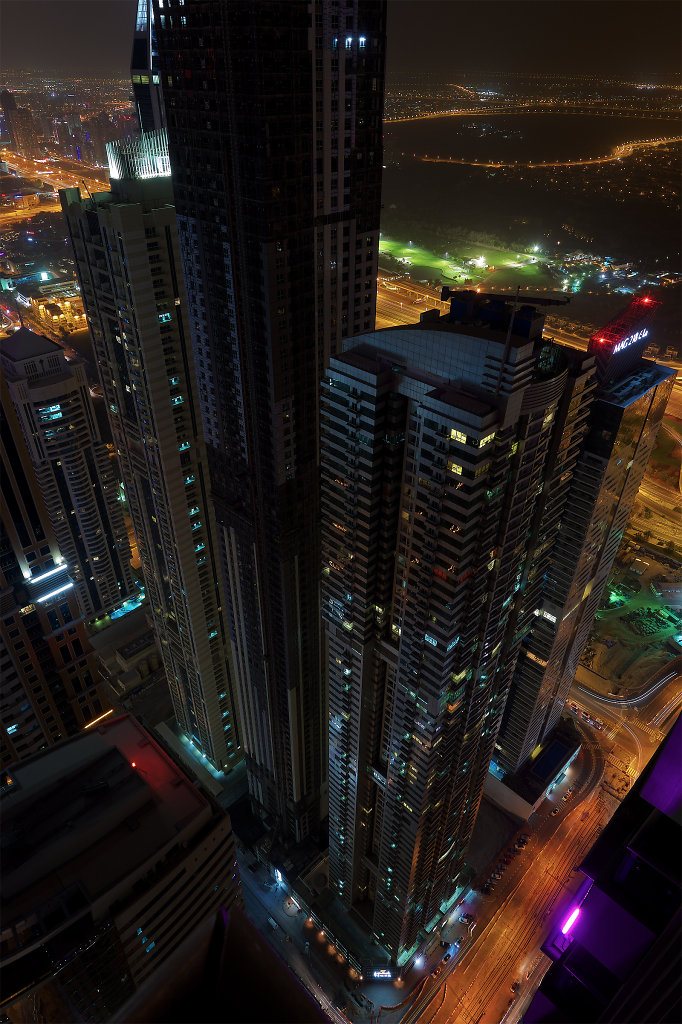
[0,377,111,770]
[321,296,596,961]
[131,0,165,133]
[152,0,386,840]
[495,298,675,774]
[0,330,135,621]
[61,129,242,774]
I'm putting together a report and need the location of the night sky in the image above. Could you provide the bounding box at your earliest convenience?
[0,0,680,79]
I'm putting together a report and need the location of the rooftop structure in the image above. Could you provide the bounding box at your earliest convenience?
[0,714,241,1022]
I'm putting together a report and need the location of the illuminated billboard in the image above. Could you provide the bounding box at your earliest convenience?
[587,297,659,382]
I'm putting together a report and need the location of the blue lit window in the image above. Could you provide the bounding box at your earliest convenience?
[345,36,352,48]
[332,37,338,48]
[196,556,206,565]
[208,629,218,638]
[171,395,184,406]
[184,474,195,485]
[424,634,438,647]
[191,521,202,531]
[110,403,118,414]
[178,441,190,451]
[359,35,366,47]
[169,376,179,385]
[188,506,199,516]
[7,724,18,735]
[194,542,205,552]
[159,312,172,323]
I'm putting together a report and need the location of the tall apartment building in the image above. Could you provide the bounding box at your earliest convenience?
[0,714,242,1023]
[0,90,41,158]
[152,0,386,840]
[496,298,675,774]
[61,129,242,774]
[0,381,112,770]
[320,295,596,961]
[0,329,135,620]
[131,0,165,133]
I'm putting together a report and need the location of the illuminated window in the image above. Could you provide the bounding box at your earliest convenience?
[480,432,496,447]
[448,461,463,475]
[450,428,466,444]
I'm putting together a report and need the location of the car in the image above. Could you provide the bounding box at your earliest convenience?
[492,872,502,880]
[511,981,520,992]
[440,940,450,948]
[562,793,570,801]
[442,953,451,963]
[431,966,442,978]
[567,787,574,794]
[551,807,560,816]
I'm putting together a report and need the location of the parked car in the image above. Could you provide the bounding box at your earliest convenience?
[442,953,451,963]
[511,981,520,992]
[431,966,442,978]
[551,807,560,816]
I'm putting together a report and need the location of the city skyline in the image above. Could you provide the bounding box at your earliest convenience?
[1,1,681,78]
[0,0,679,1019]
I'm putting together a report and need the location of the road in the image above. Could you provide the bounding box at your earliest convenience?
[419,134,682,170]
[395,730,606,1024]
[0,148,109,199]
[0,201,62,225]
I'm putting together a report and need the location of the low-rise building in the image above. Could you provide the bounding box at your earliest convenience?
[0,715,242,1022]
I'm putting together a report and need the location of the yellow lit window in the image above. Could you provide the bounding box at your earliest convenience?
[448,461,463,475]
[450,428,466,443]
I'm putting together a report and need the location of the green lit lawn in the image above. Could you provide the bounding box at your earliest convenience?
[379,236,553,290]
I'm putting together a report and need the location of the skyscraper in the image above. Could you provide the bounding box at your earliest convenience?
[131,0,165,133]
[320,295,596,961]
[495,298,675,774]
[61,129,242,774]
[0,377,111,770]
[0,330,135,621]
[152,0,386,840]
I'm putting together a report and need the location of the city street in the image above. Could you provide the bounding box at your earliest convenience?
[1,148,109,198]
